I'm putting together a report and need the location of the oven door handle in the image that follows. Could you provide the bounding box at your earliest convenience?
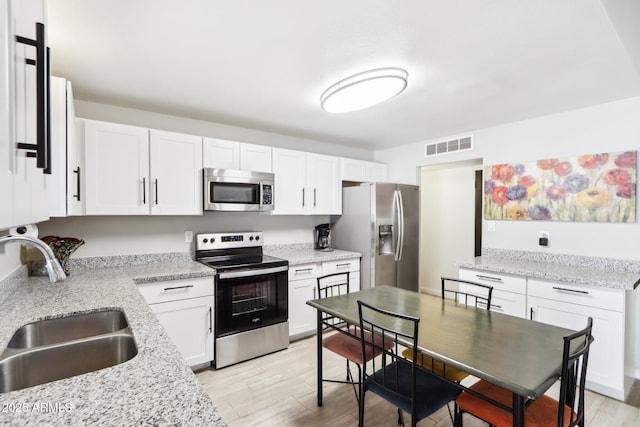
[217,265,288,279]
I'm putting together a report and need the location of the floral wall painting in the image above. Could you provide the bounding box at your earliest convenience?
[484,150,637,222]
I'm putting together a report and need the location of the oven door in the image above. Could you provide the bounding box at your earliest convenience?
[215,266,288,337]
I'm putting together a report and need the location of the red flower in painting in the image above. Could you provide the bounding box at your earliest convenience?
[603,168,631,186]
[616,183,636,199]
[517,176,536,187]
[491,186,509,205]
[614,152,636,168]
[553,162,572,177]
[491,165,515,183]
[537,159,558,170]
[578,153,609,169]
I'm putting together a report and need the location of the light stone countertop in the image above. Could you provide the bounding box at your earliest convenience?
[457,249,640,291]
[264,243,361,265]
[0,257,225,426]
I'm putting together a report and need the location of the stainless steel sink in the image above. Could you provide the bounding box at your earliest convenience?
[7,309,129,348]
[0,310,138,393]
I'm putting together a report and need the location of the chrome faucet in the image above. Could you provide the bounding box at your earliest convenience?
[0,235,67,283]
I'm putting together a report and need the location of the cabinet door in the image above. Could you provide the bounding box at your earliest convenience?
[47,76,67,217]
[150,296,214,367]
[307,153,341,215]
[202,137,239,169]
[0,0,14,228]
[527,295,625,399]
[67,94,85,216]
[240,143,272,173]
[272,148,307,214]
[149,130,202,215]
[365,162,387,182]
[84,120,150,215]
[10,0,48,226]
[288,277,317,338]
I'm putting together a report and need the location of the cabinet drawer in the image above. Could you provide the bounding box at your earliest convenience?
[527,279,624,312]
[459,268,526,295]
[289,263,319,281]
[489,290,527,318]
[138,277,214,305]
[322,258,360,275]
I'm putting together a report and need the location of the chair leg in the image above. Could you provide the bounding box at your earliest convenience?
[358,386,366,427]
[453,404,463,427]
[397,408,404,425]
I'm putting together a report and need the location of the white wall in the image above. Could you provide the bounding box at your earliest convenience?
[376,96,640,260]
[37,214,328,258]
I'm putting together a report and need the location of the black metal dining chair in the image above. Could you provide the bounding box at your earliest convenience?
[357,300,461,427]
[403,277,494,383]
[454,317,594,427]
[316,272,392,407]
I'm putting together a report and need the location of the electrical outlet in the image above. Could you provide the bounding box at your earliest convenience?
[185,231,193,243]
[538,231,549,247]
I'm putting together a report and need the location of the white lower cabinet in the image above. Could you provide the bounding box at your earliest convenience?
[288,257,360,339]
[458,268,527,318]
[138,277,214,368]
[527,279,628,400]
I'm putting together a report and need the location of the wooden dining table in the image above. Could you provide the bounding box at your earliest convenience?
[306,285,576,427]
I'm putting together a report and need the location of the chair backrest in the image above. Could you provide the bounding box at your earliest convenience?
[317,272,350,329]
[441,276,493,309]
[357,300,421,412]
[558,317,594,427]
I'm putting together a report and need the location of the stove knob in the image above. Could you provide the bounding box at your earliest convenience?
[249,236,254,241]
[211,237,215,243]
[203,238,208,243]
[255,235,260,241]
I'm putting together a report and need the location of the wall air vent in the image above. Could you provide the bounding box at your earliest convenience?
[425,135,473,157]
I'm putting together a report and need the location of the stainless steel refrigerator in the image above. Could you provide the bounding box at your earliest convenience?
[331,183,419,291]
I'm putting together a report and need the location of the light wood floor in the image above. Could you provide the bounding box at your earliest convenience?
[195,336,640,427]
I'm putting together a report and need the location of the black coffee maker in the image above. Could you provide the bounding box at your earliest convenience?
[314,223,333,251]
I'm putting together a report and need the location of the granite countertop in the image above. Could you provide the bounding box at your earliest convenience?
[0,256,225,426]
[457,249,640,291]
[264,243,361,265]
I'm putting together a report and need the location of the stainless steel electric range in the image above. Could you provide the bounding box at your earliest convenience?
[195,231,289,368]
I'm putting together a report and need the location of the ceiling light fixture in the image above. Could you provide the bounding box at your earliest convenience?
[320,67,408,113]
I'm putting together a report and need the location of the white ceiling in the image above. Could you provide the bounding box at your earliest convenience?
[47,0,640,151]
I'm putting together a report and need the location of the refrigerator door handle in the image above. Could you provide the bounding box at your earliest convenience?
[397,189,405,261]
[393,190,402,261]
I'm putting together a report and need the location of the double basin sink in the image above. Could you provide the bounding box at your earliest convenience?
[0,309,138,393]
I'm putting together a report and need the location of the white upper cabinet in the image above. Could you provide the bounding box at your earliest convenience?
[308,153,341,215]
[0,0,14,228]
[48,76,79,217]
[271,148,341,215]
[202,138,238,170]
[84,120,150,215]
[341,157,388,183]
[240,143,272,173]
[203,137,272,173]
[83,120,203,216]
[0,0,49,230]
[149,130,202,215]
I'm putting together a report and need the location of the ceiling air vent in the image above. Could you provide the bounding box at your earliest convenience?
[425,136,473,157]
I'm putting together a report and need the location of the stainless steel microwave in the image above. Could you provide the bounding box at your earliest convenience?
[203,168,274,211]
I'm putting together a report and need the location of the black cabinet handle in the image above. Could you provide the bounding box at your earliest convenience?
[208,307,212,333]
[15,23,48,172]
[302,188,305,207]
[552,286,589,295]
[73,167,81,200]
[163,284,194,291]
[313,188,317,207]
[142,177,146,204]
[44,46,51,174]
[154,178,158,205]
